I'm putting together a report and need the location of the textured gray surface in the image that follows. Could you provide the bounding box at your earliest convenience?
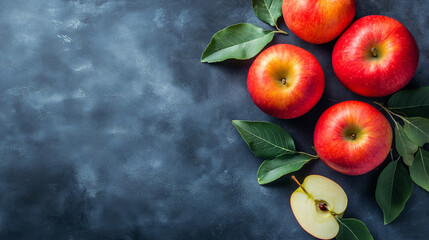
[0,0,428,239]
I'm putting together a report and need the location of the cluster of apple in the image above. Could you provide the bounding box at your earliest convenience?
[249,1,418,175]
[246,0,419,239]
[203,0,421,239]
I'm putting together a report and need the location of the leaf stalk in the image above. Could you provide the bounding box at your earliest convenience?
[374,101,406,123]
[296,151,318,159]
[274,25,288,35]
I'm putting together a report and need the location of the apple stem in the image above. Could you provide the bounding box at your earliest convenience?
[371,47,377,57]
[281,78,287,85]
[350,133,356,140]
[291,175,309,195]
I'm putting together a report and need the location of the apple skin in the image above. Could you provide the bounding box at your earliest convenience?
[314,101,393,175]
[283,0,356,44]
[247,44,324,119]
[332,15,419,97]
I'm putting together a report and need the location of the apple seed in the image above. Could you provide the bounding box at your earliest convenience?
[319,203,328,211]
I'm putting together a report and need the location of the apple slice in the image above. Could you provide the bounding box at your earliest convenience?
[290,175,348,239]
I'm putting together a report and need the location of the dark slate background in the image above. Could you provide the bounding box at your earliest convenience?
[0,0,428,239]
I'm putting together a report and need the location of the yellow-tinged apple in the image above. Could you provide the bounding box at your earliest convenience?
[247,44,324,119]
[283,0,356,44]
[290,175,348,239]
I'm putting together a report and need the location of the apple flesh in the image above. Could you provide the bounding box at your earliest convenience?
[314,101,393,175]
[290,175,348,240]
[247,44,324,119]
[283,0,356,44]
[332,15,419,97]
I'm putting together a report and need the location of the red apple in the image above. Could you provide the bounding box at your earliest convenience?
[332,15,419,97]
[248,44,324,119]
[314,101,392,175]
[283,0,356,44]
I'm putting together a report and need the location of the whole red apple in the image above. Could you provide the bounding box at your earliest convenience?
[248,44,324,119]
[314,101,392,175]
[332,15,419,97]
[283,0,356,44]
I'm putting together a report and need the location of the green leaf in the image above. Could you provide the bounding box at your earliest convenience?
[257,153,313,185]
[402,117,429,146]
[232,120,295,159]
[201,23,274,63]
[388,86,429,118]
[409,148,429,192]
[395,123,418,166]
[252,0,283,27]
[336,217,374,240]
[375,160,412,225]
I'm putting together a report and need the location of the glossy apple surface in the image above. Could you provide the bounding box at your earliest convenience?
[314,101,393,175]
[290,175,348,239]
[247,44,324,119]
[283,0,356,44]
[332,15,419,97]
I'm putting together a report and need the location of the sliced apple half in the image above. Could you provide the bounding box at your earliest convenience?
[290,175,348,239]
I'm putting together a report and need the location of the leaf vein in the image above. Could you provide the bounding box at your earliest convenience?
[419,149,429,184]
[385,161,397,219]
[209,33,272,57]
[261,159,309,177]
[404,119,429,138]
[263,0,275,23]
[341,221,359,240]
[239,125,294,154]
